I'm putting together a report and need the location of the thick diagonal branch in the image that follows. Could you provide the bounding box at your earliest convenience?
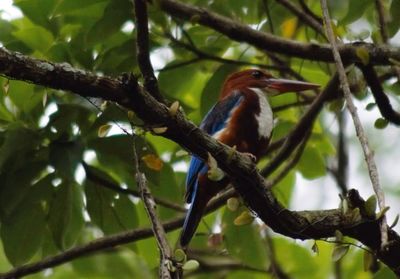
[0,47,399,274]
[156,0,400,65]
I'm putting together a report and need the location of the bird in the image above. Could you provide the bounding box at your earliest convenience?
[180,69,319,247]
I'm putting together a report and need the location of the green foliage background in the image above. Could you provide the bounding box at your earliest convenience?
[0,0,399,278]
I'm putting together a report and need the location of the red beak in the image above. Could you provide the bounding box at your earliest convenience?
[266,78,320,93]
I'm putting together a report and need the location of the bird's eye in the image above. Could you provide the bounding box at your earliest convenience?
[251,70,262,79]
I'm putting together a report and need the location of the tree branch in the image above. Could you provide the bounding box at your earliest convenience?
[358,64,400,125]
[0,47,399,275]
[133,0,164,102]
[320,0,389,250]
[156,0,400,65]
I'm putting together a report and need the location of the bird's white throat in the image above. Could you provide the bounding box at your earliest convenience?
[249,88,273,139]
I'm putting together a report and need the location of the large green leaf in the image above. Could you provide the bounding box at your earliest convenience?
[222,208,269,269]
[86,0,132,46]
[88,135,159,186]
[48,181,85,250]
[297,145,326,180]
[55,0,108,14]
[0,202,46,266]
[14,0,58,30]
[12,26,54,53]
[200,64,238,117]
[84,166,139,235]
[49,139,84,179]
[7,81,45,114]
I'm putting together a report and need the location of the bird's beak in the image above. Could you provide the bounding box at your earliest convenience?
[265,78,320,95]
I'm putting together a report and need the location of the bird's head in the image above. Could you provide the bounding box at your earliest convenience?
[220,69,319,99]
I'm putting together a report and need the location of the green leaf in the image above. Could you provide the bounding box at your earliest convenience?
[200,64,238,116]
[388,0,400,38]
[158,61,207,109]
[272,171,295,207]
[88,135,159,186]
[297,146,326,179]
[48,182,85,249]
[7,81,45,113]
[373,267,397,279]
[339,0,372,25]
[364,195,377,218]
[374,118,389,129]
[12,26,54,52]
[222,208,268,269]
[365,102,376,111]
[0,124,40,172]
[363,250,374,271]
[0,202,46,266]
[14,0,58,31]
[182,259,200,271]
[86,0,132,45]
[55,0,107,13]
[355,47,370,65]
[49,139,84,178]
[84,166,139,235]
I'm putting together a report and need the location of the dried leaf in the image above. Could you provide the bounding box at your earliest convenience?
[281,17,297,38]
[98,124,112,137]
[127,111,135,121]
[312,241,319,254]
[208,233,223,247]
[142,154,163,171]
[233,211,254,226]
[152,127,168,134]
[169,101,180,116]
[335,230,343,242]
[207,153,224,181]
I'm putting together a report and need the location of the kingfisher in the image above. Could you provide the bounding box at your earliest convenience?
[180,69,319,247]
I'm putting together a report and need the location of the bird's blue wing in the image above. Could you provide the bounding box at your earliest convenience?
[185,92,243,202]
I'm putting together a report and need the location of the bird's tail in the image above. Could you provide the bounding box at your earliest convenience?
[180,196,206,247]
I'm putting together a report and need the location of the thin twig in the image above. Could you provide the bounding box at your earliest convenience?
[265,129,310,188]
[165,32,285,71]
[133,0,164,102]
[132,136,176,279]
[320,0,388,249]
[298,0,323,24]
[82,162,186,212]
